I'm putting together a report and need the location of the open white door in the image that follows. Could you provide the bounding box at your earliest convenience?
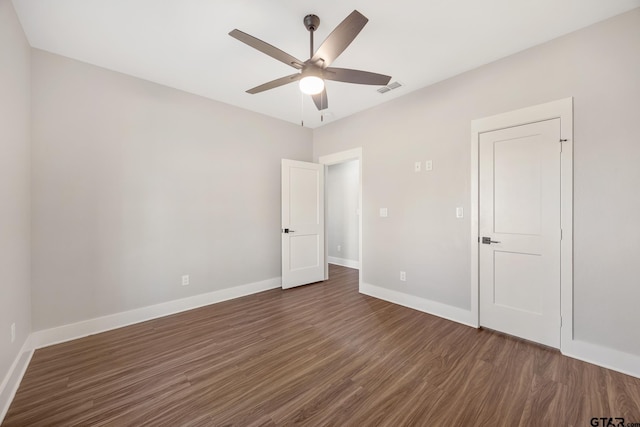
[281,159,325,289]
[479,118,561,348]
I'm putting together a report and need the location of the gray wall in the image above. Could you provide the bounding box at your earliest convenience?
[31,50,312,330]
[0,0,31,388]
[313,8,640,357]
[327,160,359,262]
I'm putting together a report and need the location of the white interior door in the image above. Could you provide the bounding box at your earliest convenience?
[479,118,561,348]
[281,159,325,289]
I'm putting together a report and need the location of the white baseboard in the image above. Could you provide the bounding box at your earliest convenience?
[563,338,640,379]
[328,256,360,269]
[359,282,640,379]
[0,340,34,424]
[28,277,282,350]
[359,282,476,327]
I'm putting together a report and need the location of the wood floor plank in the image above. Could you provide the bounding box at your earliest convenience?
[3,264,640,426]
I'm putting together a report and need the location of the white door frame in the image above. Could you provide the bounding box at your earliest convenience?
[318,148,363,285]
[470,98,573,352]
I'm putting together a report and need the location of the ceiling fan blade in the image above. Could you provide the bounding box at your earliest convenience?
[310,10,368,68]
[311,89,329,111]
[247,74,301,94]
[229,29,304,69]
[324,67,391,85]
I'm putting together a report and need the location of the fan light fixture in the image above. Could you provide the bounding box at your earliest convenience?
[229,10,392,111]
[299,76,324,95]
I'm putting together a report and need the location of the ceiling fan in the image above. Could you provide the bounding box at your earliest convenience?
[229,10,392,111]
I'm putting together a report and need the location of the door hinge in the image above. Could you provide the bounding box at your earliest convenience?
[559,138,568,153]
[560,316,563,327]
[560,229,563,240]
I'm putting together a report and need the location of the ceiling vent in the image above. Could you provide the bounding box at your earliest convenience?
[377,81,402,94]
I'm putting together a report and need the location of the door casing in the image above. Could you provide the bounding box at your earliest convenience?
[470,98,573,351]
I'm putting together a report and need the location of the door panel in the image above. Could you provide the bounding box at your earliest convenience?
[494,137,542,235]
[493,251,542,314]
[281,159,325,289]
[290,234,320,270]
[289,167,320,225]
[479,118,561,348]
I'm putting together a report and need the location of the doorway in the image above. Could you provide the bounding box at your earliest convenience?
[470,98,573,350]
[327,159,360,270]
[319,148,363,284]
[281,148,362,289]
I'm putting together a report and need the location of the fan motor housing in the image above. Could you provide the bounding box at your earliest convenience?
[304,14,320,32]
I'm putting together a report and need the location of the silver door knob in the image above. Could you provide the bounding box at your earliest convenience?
[482,237,500,244]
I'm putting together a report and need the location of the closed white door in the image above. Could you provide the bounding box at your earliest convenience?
[479,118,561,348]
[281,159,325,289]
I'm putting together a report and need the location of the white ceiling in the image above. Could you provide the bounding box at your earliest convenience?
[12,0,640,128]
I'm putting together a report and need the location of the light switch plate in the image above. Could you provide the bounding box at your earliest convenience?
[414,161,422,172]
[380,208,388,217]
[456,207,464,218]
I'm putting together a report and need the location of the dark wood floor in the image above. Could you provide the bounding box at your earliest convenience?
[4,265,640,426]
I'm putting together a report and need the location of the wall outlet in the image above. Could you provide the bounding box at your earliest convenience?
[414,161,422,172]
[181,275,190,286]
[425,160,433,171]
[400,271,406,282]
[337,245,341,252]
[11,323,16,343]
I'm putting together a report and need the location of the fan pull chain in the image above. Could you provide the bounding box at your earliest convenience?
[300,91,304,127]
